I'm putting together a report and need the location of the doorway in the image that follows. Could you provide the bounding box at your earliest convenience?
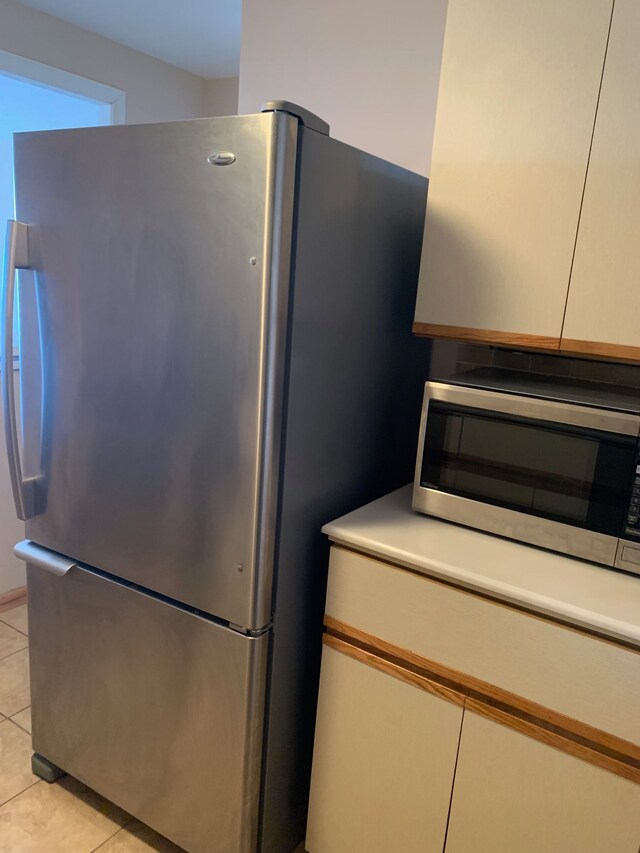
[0,68,113,597]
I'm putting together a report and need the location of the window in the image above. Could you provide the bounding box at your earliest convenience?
[0,72,112,362]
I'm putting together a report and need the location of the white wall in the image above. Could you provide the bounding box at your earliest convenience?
[202,76,239,117]
[238,0,448,175]
[0,0,206,124]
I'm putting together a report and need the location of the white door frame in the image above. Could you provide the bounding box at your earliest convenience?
[0,48,126,124]
[0,50,125,597]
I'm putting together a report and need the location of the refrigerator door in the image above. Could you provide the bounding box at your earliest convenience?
[12,113,297,628]
[27,556,268,853]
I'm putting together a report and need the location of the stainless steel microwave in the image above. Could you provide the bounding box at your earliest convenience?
[413,369,640,575]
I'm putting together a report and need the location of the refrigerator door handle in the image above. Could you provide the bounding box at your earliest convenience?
[14,540,76,576]
[2,220,37,519]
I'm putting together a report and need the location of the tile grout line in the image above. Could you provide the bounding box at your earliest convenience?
[90,825,126,852]
[6,715,30,736]
[0,627,29,639]
[0,778,42,810]
[0,700,31,721]
[0,772,132,844]
[0,641,29,664]
[0,600,27,618]
[0,646,29,665]
[90,811,138,852]
[0,621,29,636]
[2,670,131,849]
[1,615,134,850]
[0,614,29,638]
[0,613,28,629]
[0,638,31,714]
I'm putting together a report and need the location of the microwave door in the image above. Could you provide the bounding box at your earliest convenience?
[413,384,640,567]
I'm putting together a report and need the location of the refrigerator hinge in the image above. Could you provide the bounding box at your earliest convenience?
[260,100,330,136]
[228,622,272,637]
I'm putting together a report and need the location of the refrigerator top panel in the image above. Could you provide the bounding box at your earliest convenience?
[13,112,298,629]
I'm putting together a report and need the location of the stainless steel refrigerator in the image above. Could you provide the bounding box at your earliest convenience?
[2,101,429,852]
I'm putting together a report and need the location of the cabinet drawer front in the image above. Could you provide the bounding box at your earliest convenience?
[446,711,640,853]
[307,644,463,853]
[27,563,267,853]
[325,547,640,745]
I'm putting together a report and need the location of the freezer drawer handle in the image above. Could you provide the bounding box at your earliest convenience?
[14,540,77,576]
[2,221,38,519]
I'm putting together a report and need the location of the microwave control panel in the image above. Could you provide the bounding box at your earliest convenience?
[624,463,640,540]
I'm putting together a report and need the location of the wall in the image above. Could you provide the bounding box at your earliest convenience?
[449,343,640,389]
[202,76,239,117]
[0,0,207,124]
[238,0,448,175]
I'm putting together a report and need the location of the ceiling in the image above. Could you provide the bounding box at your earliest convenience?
[16,0,241,78]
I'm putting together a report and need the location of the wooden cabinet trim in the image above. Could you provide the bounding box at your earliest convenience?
[0,585,27,614]
[412,322,561,350]
[465,697,639,785]
[560,338,640,362]
[324,616,640,783]
[411,324,640,363]
[322,632,465,708]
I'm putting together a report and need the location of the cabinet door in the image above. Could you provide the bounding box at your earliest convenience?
[562,0,640,359]
[446,711,640,853]
[414,0,613,348]
[306,644,464,853]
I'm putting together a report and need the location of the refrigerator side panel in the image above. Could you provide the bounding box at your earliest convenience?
[27,561,268,853]
[251,111,299,628]
[13,113,297,628]
[259,129,431,852]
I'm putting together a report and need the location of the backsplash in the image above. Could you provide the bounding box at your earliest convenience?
[429,341,640,391]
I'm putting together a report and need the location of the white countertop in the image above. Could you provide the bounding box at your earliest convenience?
[322,485,640,647]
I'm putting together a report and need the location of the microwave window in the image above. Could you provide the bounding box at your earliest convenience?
[421,403,636,536]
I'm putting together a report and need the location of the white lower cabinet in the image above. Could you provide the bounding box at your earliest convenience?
[307,547,640,853]
[307,646,640,853]
[306,645,464,853]
[446,711,640,853]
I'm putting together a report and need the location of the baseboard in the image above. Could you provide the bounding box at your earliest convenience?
[0,584,27,613]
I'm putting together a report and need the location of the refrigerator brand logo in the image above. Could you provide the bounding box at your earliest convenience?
[207,152,236,166]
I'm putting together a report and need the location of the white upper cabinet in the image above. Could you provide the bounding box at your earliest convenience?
[562,0,640,359]
[414,0,614,349]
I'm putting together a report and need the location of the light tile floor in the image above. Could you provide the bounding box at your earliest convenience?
[0,602,183,852]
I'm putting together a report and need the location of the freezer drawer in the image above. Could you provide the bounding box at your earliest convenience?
[26,561,268,853]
